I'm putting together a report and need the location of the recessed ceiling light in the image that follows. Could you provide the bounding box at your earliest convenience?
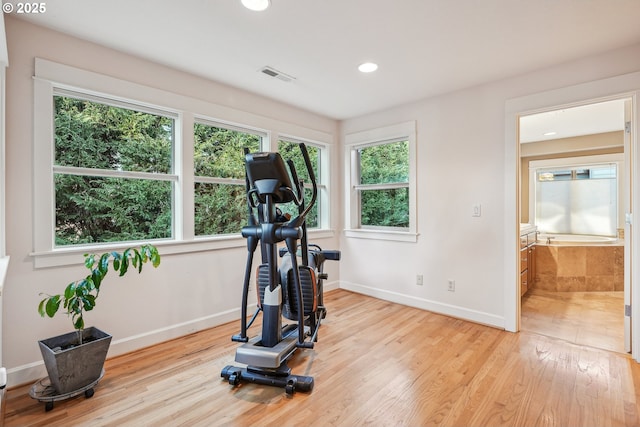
[241,0,271,11]
[543,131,557,136]
[358,62,378,73]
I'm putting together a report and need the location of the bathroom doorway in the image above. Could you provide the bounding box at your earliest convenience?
[518,98,631,353]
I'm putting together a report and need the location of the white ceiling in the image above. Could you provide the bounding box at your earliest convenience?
[13,0,640,120]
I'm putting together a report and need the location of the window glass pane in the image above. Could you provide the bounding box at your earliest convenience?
[360,187,409,227]
[194,123,260,179]
[278,140,320,185]
[54,96,172,173]
[278,141,320,227]
[359,140,408,185]
[193,122,262,236]
[55,175,172,246]
[590,165,617,179]
[194,182,247,235]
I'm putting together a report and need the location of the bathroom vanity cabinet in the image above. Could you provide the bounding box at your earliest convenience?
[519,225,537,296]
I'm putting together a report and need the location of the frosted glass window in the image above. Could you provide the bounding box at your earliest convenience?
[535,164,617,236]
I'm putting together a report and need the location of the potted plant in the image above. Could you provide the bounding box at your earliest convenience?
[37,244,160,395]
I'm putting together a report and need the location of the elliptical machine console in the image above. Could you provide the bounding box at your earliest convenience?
[221,143,340,395]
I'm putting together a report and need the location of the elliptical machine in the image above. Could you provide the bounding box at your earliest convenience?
[221,143,340,395]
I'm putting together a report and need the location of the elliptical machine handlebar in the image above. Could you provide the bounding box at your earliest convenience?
[286,143,317,228]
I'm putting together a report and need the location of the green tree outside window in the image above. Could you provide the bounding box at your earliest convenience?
[54,96,173,246]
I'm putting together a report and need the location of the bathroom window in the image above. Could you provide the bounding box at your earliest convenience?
[531,156,621,237]
[345,121,417,242]
[193,121,263,236]
[278,139,327,229]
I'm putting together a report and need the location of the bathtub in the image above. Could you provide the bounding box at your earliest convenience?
[534,233,624,292]
[537,233,619,245]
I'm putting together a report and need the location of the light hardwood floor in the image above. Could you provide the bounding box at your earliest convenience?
[5,289,640,426]
[521,288,625,354]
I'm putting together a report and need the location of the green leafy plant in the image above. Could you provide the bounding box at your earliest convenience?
[38,244,161,340]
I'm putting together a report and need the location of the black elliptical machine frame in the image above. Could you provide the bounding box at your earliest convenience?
[221,143,340,395]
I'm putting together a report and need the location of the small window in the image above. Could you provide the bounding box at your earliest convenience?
[345,121,417,242]
[193,121,263,236]
[54,93,175,246]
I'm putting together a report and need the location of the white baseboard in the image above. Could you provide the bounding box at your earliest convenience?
[323,280,340,293]
[338,281,505,329]
[108,306,250,358]
[6,361,46,389]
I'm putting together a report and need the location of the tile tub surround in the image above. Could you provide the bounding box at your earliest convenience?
[535,244,624,292]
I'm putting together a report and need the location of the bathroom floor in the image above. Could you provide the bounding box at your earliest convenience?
[521,288,625,354]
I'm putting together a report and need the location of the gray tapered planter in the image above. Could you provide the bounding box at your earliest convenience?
[38,327,111,395]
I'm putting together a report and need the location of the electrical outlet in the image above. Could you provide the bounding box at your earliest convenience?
[448,279,455,292]
[416,274,423,286]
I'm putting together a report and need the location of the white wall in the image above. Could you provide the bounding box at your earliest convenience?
[339,42,640,329]
[3,16,340,387]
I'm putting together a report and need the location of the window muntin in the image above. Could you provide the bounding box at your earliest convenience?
[277,140,323,228]
[356,140,409,229]
[53,94,175,246]
[193,121,262,236]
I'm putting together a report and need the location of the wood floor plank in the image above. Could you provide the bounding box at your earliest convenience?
[4,289,640,426]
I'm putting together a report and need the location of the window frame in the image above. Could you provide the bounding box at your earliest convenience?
[33,59,335,267]
[344,121,417,242]
[35,85,183,261]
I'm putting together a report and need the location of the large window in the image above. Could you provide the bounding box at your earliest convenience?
[193,121,262,236]
[53,92,175,246]
[33,58,334,266]
[345,121,417,241]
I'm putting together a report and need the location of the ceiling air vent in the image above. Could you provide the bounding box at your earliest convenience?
[260,66,296,83]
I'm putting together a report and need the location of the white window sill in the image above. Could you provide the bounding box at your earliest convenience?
[344,228,418,243]
[32,229,336,268]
